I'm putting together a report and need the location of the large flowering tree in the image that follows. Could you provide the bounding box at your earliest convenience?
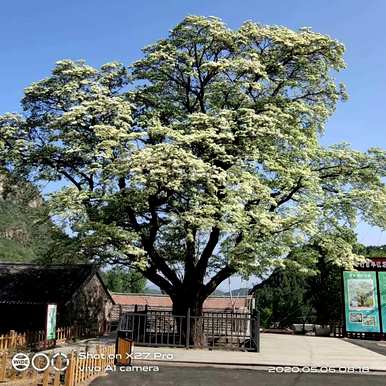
[1,17,385,329]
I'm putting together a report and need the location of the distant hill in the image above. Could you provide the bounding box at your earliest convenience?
[212,288,226,296]
[143,287,162,294]
[0,171,56,262]
[211,288,250,296]
[230,288,250,296]
[142,286,250,297]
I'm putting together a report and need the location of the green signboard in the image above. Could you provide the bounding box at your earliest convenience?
[343,271,380,333]
[46,304,57,340]
[378,272,386,333]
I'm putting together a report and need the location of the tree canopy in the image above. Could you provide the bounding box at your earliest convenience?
[0,16,385,315]
[101,267,146,293]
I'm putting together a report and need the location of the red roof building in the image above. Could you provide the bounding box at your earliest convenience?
[111,293,251,320]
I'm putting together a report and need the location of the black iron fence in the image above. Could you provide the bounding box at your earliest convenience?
[118,309,260,352]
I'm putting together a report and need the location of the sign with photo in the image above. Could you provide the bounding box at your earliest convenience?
[343,271,380,333]
[378,272,386,333]
[46,304,57,340]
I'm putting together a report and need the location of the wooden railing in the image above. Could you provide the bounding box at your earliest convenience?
[0,330,47,351]
[65,344,115,386]
[0,344,117,386]
[0,325,91,351]
[55,325,91,344]
[0,351,58,384]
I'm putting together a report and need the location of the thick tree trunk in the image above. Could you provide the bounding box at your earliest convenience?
[171,291,206,348]
[140,257,235,347]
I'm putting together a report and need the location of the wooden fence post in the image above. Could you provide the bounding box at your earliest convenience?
[0,352,7,382]
[53,355,61,386]
[64,352,75,386]
[9,330,16,349]
[75,354,80,386]
[42,366,50,386]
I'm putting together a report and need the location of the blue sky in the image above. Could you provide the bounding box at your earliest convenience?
[0,0,385,247]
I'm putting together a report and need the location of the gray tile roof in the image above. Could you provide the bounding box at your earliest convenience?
[0,263,97,305]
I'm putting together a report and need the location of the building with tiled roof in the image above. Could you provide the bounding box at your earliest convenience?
[111,292,251,321]
[0,263,114,334]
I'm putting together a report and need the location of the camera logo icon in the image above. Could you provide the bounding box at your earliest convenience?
[11,352,69,372]
[11,353,30,372]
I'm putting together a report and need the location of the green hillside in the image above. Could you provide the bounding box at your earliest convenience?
[0,172,55,262]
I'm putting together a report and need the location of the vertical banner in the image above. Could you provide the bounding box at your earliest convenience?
[378,272,386,332]
[343,271,380,333]
[46,304,57,340]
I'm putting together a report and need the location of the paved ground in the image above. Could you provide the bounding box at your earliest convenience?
[89,365,386,386]
[127,333,386,371]
[41,334,116,355]
[41,333,386,371]
[345,338,386,357]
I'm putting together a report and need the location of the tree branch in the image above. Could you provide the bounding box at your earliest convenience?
[203,265,236,298]
[184,226,197,278]
[195,226,220,281]
[270,177,303,212]
[139,265,175,296]
[142,194,181,287]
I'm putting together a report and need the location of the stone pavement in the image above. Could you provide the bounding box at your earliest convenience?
[41,335,116,355]
[90,366,386,386]
[42,333,386,371]
[131,333,386,371]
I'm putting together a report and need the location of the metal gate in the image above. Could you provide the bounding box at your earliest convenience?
[118,309,260,352]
